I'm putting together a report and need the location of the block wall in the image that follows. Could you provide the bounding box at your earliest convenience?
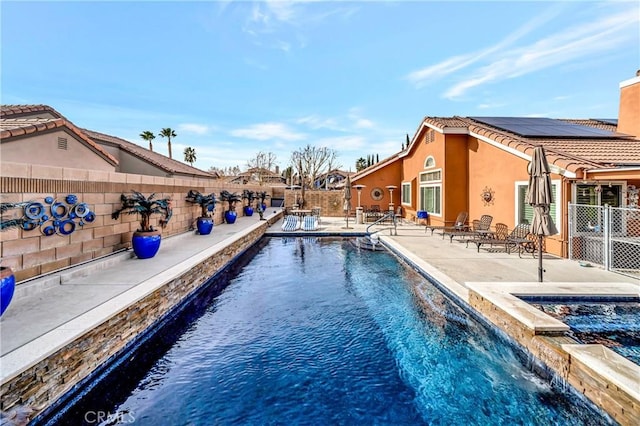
[0,163,268,281]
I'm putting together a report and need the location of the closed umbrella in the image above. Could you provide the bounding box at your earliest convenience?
[343,175,353,229]
[526,146,558,282]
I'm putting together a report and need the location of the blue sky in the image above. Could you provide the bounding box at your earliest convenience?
[2,1,638,172]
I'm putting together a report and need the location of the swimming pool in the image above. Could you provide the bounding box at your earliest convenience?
[51,237,612,425]
[524,297,640,365]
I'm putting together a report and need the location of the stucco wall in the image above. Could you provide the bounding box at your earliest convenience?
[617,75,640,138]
[0,130,115,172]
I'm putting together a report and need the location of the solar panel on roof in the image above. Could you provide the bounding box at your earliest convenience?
[469,117,620,138]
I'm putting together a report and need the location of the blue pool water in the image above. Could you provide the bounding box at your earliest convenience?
[526,298,640,365]
[53,237,612,425]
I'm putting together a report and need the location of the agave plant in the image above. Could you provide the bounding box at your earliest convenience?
[185,190,217,218]
[112,191,173,232]
[219,190,242,213]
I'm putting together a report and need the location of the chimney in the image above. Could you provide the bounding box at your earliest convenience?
[275,165,280,174]
[616,70,640,138]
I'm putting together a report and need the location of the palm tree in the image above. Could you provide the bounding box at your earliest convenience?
[139,131,155,151]
[184,147,197,166]
[159,128,177,159]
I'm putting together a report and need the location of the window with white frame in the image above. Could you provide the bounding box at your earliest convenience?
[424,156,435,168]
[515,180,561,225]
[401,182,411,205]
[419,164,442,215]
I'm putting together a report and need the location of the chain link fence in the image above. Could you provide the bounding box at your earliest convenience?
[569,204,640,279]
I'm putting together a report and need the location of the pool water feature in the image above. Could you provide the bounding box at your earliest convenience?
[51,237,613,425]
[525,297,640,365]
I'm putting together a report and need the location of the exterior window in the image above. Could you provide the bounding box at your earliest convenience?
[516,181,560,225]
[420,186,441,215]
[424,156,435,168]
[401,182,411,205]
[419,169,442,215]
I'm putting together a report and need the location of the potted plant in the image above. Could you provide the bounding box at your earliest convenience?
[186,190,217,235]
[219,190,242,224]
[242,190,256,216]
[256,191,270,212]
[112,191,173,259]
[1,201,28,316]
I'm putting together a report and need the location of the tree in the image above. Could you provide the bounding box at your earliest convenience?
[246,151,278,185]
[184,147,197,166]
[290,145,338,207]
[159,128,177,159]
[355,157,367,172]
[140,131,155,151]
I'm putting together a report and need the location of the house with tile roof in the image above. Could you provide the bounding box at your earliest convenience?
[226,167,284,185]
[0,105,119,171]
[351,71,640,261]
[0,105,218,179]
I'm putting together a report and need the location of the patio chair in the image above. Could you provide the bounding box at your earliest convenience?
[442,214,493,243]
[311,207,321,224]
[425,211,468,235]
[467,223,536,257]
[281,215,300,231]
[302,215,319,231]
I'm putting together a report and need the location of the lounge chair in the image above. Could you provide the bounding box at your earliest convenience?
[302,215,319,231]
[425,212,468,235]
[467,223,536,257]
[281,215,300,231]
[442,214,493,242]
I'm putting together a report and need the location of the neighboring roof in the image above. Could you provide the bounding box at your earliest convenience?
[83,129,218,179]
[0,116,119,166]
[0,104,64,119]
[403,116,640,174]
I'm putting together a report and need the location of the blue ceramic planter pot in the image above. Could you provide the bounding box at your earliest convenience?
[1,267,15,317]
[224,211,237,224]
[196,217,214,235]
[244,206,254,217]
[132,230,162,259]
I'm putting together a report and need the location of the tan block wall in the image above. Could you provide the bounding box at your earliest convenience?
[0,218,277,422]
[0,163,270,282]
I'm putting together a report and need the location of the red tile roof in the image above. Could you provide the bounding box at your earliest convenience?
[403,116,640,174]
[0,116,119,166]
[83,128,218,179]
[0,104,64,119]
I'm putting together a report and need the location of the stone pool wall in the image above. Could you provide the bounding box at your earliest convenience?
[468,290,638,426]
[0,216,279,423]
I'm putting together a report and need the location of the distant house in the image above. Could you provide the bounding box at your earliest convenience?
[315,169,352,189]
[0,105,118,171]
[351,71,640,261]
[226,167,284,185]
[0,104,218,180]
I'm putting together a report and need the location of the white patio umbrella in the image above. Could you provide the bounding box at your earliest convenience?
[526,146,558,282]
[343,175,353,229]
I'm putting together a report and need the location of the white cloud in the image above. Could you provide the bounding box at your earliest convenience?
[296,115,344,131]
[179,123,211,135]
[230,122,306,141]
[406,4,639,99]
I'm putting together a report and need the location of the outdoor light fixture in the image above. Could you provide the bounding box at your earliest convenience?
[353,184,366,207]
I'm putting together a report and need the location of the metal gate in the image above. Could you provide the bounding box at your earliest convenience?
[569,204,640,279]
